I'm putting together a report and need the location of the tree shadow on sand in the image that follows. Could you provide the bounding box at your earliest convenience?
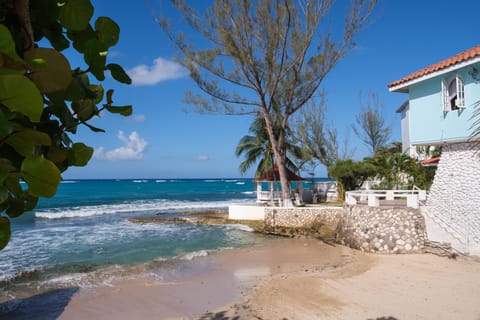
[0,287,79,320]
[368,317,399,320]
[198,311,240,320]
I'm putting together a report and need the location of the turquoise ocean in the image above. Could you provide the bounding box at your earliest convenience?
[0,178,274,301]
[0,178,328,309]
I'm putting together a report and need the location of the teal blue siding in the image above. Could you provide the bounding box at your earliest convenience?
[408,64,480,145]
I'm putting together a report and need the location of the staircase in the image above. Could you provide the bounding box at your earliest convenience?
[420,207,470,255]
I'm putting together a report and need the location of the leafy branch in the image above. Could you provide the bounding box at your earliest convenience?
[0,0,132,250]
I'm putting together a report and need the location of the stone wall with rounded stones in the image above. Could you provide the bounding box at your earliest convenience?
[264,206,344,228]
[424,142,480,246]
[337,206,427,253]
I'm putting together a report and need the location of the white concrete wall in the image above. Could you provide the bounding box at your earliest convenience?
[424,142,480,254]
[228,205,265,220]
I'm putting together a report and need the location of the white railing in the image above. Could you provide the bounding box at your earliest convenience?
[257,190,283,202]
[345,189,427,209]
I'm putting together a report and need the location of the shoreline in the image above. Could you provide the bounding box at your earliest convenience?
[59,238,350,319]
[3,238,480,319]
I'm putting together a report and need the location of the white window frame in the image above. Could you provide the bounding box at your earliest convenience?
[456,75,465,108]
[441,79,449,112]
[441,75,465,111]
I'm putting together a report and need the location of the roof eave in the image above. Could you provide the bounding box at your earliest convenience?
[388,56,480,93]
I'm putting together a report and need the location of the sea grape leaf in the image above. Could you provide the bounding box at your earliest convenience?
[83,122,105,133]
[105,105,132,116]
[68,143,93,166]
[58,0,94,31]
[30,0,61,26]
[0,112,13,138]
[106,64,132,84]
[0,73,43,122]
[84,39,107,81]
[64,77,85,101]
[89,85,104,104]
[24,194,39,212]
[72,99,95,121]
[6,130,52,157]
[6,193,39,215]
[21,156,61,198]
[5,195,37,218]
[106,89,114,104]
[0,186,7,203]
[0,217,11,250]
[24,48,73,93]
[95,17,120,47]
[43,26,70,52]
[47,146,69,163]
[0,25,23,62]
[67,25,96,53]
[4,173,23,199]
[0,159,16,183]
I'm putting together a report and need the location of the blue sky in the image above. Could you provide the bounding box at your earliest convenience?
[62,0,480,179]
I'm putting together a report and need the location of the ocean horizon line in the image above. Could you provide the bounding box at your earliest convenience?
[60,177,332,181]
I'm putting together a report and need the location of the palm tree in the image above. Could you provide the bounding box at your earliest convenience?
[236,115,301,177]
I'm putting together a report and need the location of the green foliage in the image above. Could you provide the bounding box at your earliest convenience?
[329,140,439,198]
[236,114,301,177]
[0,216,10,250]
[366,144,439,190]
[0,0,132,249]
[328,159,377,199]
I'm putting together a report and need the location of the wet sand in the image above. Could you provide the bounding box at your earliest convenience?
[59,238,349,319]
[7,238,480,320]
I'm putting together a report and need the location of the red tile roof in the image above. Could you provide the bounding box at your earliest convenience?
[421,157,440,166]
[388,45,480,89]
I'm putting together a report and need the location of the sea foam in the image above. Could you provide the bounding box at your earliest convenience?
[35,199,255,219]
[180,250,209,260]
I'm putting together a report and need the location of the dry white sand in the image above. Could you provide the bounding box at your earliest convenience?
[54,238,480,320]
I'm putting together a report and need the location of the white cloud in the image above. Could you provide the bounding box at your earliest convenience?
[95,131,148,161]
[195,155,210,161]
[127,57,188,86]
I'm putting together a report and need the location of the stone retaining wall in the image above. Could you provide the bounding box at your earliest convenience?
[263,206,343,241]
[337,206,427,253]
[264,206,343,228]
[262,205,428,254]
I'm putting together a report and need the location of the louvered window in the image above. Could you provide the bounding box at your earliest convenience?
[441,80,449,112]
[442,75,465,111]
[456,75,465,108]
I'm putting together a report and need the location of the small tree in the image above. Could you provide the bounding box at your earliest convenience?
[366,143,439,190]
[159,0,377,205]
[352,92,391,155]
[293,93,356,170]
[0,0,132,250]
[328,159,376,200]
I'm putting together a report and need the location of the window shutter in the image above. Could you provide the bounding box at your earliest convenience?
[441,80,449,111]
[456,75,465,108]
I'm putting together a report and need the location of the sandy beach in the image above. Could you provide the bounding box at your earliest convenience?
[4,238,480,320]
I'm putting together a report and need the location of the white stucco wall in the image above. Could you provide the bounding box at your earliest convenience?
[228,205,265,220]
[425,142,480,253]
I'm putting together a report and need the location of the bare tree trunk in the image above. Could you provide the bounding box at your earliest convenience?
[263,109,293,207]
